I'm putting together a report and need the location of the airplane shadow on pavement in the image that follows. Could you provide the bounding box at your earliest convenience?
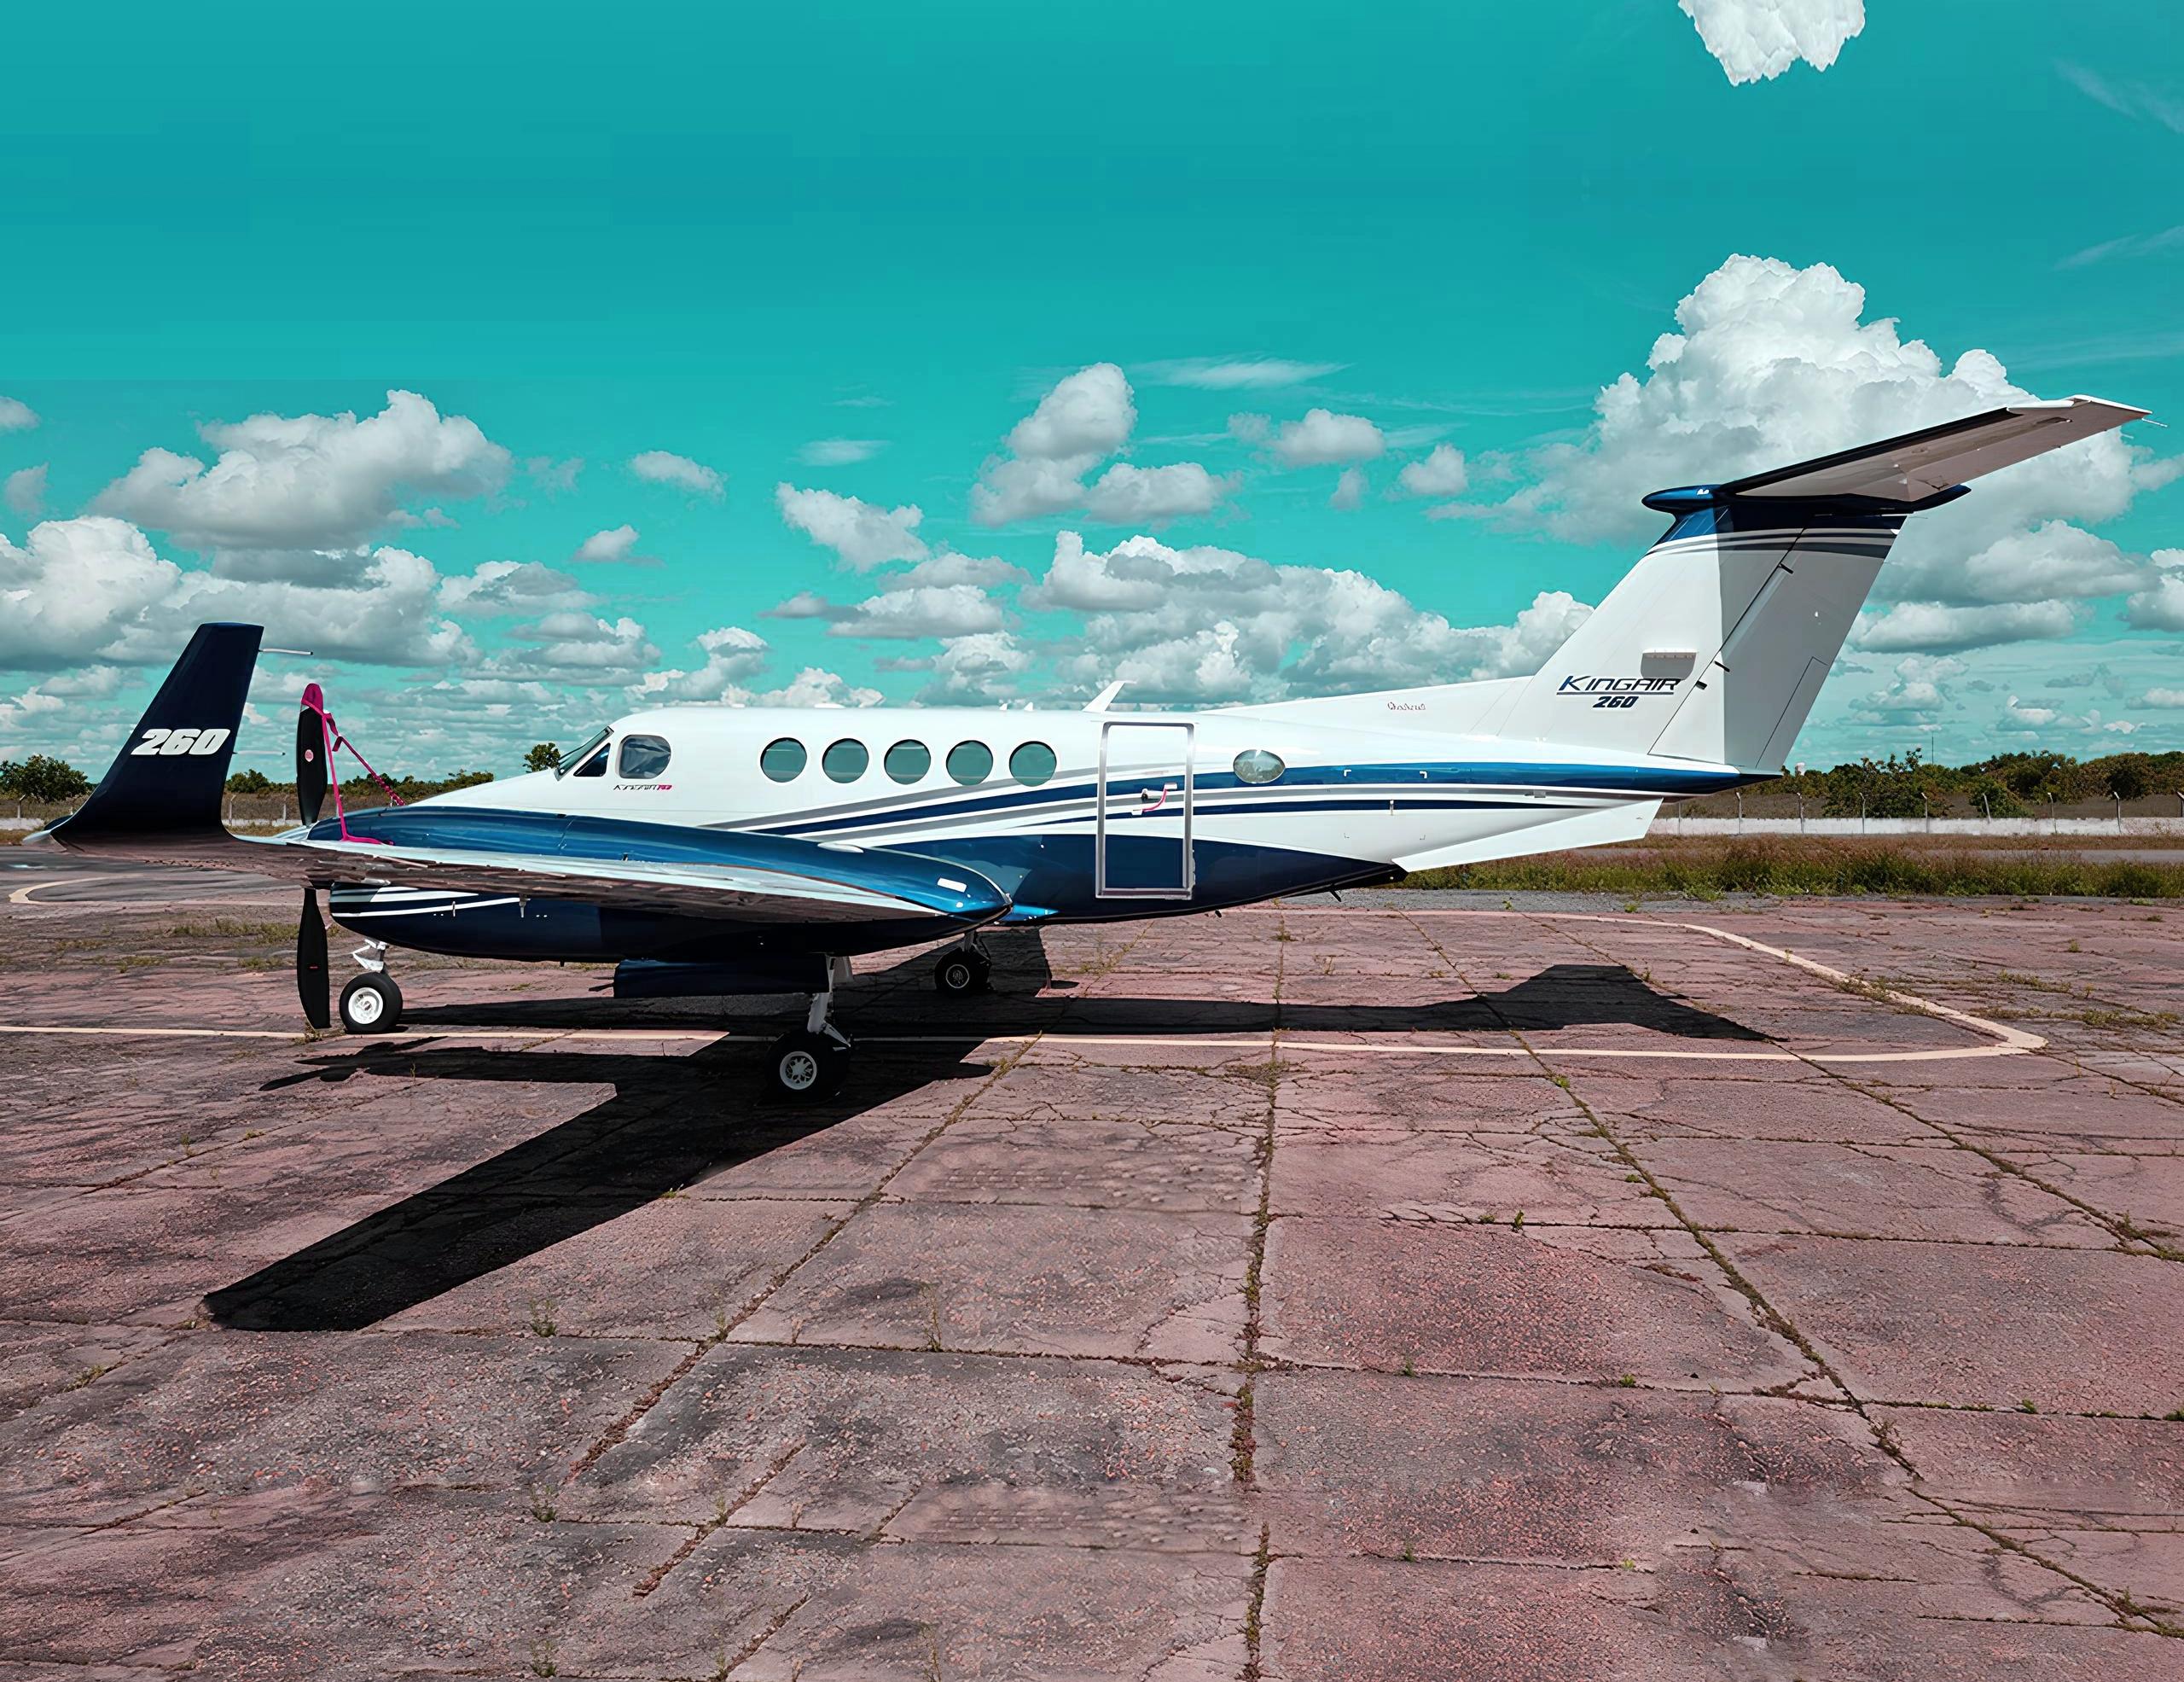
[206,939,1757,1332]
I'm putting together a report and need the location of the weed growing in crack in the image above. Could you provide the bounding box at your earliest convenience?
[527,1299,559,1337]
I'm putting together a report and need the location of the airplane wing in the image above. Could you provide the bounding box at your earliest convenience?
[1713,395,2146,505]
[221,829,1000,926]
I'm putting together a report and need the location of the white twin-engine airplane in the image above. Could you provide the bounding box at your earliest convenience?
[36,397,2143,1097]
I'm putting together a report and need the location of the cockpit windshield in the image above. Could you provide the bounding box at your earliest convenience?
[555,726,611,778]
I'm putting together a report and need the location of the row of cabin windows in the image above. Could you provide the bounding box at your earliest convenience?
[557,731,1285,790]
[758,738,1287,789]
[763,736,1059,787]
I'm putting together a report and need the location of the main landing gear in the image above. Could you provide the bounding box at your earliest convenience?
[932,937,992,998]
[339,941,404,1034]
[768,957,854,1103]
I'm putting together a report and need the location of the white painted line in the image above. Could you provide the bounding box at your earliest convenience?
[8,876,93,905]
[0,910,2041,1064]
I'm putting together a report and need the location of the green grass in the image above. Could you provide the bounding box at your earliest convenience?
[1405,838,2184,900]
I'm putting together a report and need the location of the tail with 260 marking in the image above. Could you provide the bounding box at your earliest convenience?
[38,622,262,856]
[1493,397,2145,770]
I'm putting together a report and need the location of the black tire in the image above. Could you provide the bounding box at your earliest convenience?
[339,973,403,1034]
[767,1030,847,1102]
[934,951,990,996]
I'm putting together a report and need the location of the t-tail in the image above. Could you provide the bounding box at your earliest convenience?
[34,621,263,859]
[1240,396,2146,775]
[1492,396,2146,770]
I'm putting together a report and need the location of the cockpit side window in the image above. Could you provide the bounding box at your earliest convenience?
[555,726,611,778]
[572,745,609,777]
[619,734,671,779]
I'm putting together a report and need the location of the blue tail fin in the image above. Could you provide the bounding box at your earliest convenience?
[53,623,263,845]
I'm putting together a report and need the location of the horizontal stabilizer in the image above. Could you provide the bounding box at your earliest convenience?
[1707,395,2145,506]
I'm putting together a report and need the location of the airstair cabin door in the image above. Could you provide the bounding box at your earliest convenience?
[1095,720,1194,899]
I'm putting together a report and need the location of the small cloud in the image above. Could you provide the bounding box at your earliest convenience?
[1852,600,2080,654]
[1242,407,1386,467]
[4,463,46,516]
[834,394,892,409]
[2058,61,2184,131]
[799,438,887,467]
[1329,467,1367,511]
[1397,444,1469,498]
[571,524,659,566]
[1142,358,1346,390]
[630,450,724,498]
[1081,462,1236,524]
[2139,687,2184,708]
[1681,0,1865,87]
[0,396,37,432]
[776,483,928,568]
[2058,224,2184,270]
[526,456,583,494]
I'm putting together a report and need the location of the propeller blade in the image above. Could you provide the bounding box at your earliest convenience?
[297,888,330,1029]
[296,683,328,827]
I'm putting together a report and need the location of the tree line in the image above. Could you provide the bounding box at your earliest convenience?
[1764,750,2184,818]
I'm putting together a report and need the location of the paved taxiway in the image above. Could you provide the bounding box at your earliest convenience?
[1,864,2181,1678]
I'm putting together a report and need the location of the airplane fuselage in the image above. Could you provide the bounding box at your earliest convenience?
[322,701,1748,963]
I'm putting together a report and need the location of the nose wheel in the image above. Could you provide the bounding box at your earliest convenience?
[339,971,404,1034]
[933,944,991,997]
[767,956,854,1102]
[338,940,404,1033]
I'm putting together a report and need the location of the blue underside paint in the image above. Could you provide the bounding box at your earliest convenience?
[326,832,1397,958]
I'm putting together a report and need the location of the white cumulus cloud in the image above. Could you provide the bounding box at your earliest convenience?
[1329,467,1368,511]
[1852,600,2081,654]
[2125,555,2184,631]
[1081,462,1238,524]
[1019,530,1589,703]
[630,450,724,498]
[96,390,512,552]
[1397,444,1469,498]
[971,363,1229,527]
[1494,253,2173,651]
[1678,0,1864,85]
[630,626,773,702]
[4,465,45,517]
[571,524,656,566]
[775,483,929,568]
[1240,408,1386,467]
[0,396,38,432]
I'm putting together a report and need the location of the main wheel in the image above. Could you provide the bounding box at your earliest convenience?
[767,1030,847,1102]
[933,950,991,996]
[339,973,403,1034]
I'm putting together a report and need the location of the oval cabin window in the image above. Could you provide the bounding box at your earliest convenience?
[618,734,671,779]
[946,741,994,785]
[885,740,931,783]
[822,739,870,783]
[1009,742,1057,786]
[760,737,807,782]
[1233,748,1286,785]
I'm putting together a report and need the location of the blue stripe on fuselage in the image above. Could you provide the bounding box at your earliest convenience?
[746,761,1754,840]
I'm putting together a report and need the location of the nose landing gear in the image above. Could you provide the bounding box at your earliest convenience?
[933,939,992,997]
[338,941,404,1034]
[768,956,854,1102]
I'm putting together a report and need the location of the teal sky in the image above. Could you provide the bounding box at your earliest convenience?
[2,1,2180,774]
